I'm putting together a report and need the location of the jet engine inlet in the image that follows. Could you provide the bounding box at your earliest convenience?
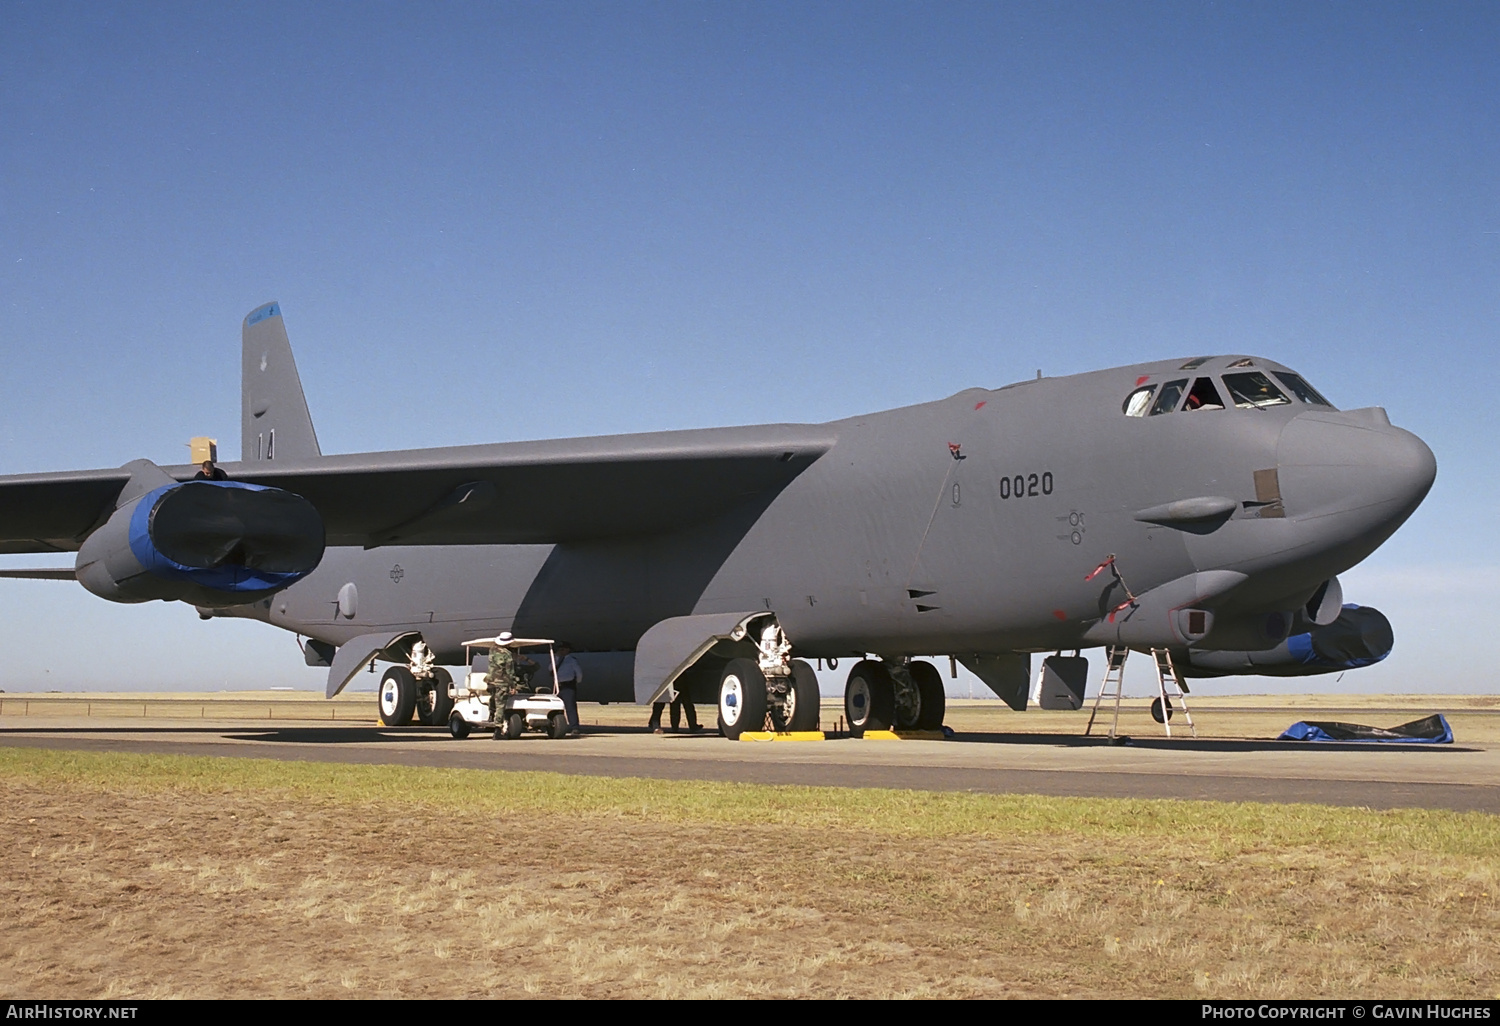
[76,481,325,606]
[149,481,324,572]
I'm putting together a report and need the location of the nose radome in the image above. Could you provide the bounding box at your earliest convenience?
[1276,409,1436,523]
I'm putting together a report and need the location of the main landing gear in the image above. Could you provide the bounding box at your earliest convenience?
[378,641,453,726]
[716,623,821,740]
[842,659,944,737]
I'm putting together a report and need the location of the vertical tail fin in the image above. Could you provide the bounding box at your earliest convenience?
[242,302,321,462]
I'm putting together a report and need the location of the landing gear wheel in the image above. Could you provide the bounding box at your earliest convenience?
[505,712,526,739]
[844,660,894,737]
[889,667,922,730]
[548,713,568,739]
[1151,696,1174,723]
[784,659,821,732]
[417,667,455,725]
[717,657,768,740]
[908,660,946,731]
[378,666,418,726]
[448,713,471,740]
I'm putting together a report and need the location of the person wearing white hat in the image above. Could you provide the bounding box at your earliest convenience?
[484,632,516,731]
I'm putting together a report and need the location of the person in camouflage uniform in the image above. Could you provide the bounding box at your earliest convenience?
[485,634,517,724]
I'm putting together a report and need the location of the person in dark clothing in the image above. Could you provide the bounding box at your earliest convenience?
[648,690,701,734]
[194,460,228,481]
[670,691,701,732]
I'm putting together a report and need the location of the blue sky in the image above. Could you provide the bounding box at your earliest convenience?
[1,2,1496,695]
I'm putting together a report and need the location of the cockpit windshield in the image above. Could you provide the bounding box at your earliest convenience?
[1183,377,1224,411]
[1150,379,1187,415]
[1273,372,1334,407]
[1222,371,1291,409]
[1122,386,1154,417]
[1120,366,1336,417]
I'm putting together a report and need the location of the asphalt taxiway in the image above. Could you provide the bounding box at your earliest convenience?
[2,715,1497,813]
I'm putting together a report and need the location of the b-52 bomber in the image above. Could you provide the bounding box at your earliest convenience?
[0,303,1435,737]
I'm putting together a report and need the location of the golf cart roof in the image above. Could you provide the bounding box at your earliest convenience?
[462,637,554,650]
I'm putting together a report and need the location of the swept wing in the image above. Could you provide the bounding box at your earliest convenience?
[0,424,834,554]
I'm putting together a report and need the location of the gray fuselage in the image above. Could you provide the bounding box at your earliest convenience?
[232,354,1434,698]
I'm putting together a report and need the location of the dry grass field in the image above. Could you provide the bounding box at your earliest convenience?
[1,747,1497,999]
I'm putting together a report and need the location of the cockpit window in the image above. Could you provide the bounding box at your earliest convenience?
[1223,371,1291,409]
[1150,379,1188,415]
[1184,377,1224,411]
[1226,358,1255,368]
[1122,385,1155,417]
[1178,357,1212,370]
[1273,372,1334,407]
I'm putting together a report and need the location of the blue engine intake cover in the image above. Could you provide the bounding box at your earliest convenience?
[128,480,325,595]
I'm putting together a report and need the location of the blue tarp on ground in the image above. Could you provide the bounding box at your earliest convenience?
[1278,713,1453,744]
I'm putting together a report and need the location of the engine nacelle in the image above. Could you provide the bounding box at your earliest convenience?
[1184,605,1393,678]
[76,480,324,606]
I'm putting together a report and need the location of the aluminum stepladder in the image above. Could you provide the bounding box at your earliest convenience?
[1149,647,1196,739]
[1084,645,1130,738]
[1084,646,1197,738]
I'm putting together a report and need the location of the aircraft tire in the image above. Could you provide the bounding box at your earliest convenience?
[717,657,767,740]
[844,660,894,737]
[418,667,455,726]
[378,666,418,726]
[785,659,821,732]
[908,660,946,731]
[1151,697,1174,723]
[448,713,471,740]
[505,712,526,739]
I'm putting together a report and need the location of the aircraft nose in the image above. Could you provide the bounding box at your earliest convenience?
[1276,408,1436,526]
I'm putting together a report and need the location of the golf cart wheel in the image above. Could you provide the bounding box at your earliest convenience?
[717,657,767,740]
[547,713,568,739]
[448,713,471,740]
[505,712,526,739]
[378,666,418,726]
[843,660,894,737]
[908,660,946,731]
[419,667,455,725]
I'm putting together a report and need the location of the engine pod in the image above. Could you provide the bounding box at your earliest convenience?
[77,480,325,606]
[1183,605,1392,677]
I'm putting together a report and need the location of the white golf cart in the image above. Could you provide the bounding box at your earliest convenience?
[447,636,569,741]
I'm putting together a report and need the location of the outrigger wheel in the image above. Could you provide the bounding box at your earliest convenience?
[379,666,418,726]
[1151,696,1175,723]
[717,657,768,740]
[843,660,894,737]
